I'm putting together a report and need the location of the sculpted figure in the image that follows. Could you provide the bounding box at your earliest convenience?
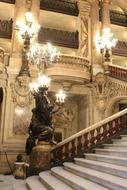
[25,87,56,155]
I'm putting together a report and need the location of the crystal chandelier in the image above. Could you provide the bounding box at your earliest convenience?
[30,42,60,69]
[16,11,40,40]
[29,42,66,105]
[98,28,117,61]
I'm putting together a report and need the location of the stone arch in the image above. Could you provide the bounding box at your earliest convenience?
[105,95,127,117]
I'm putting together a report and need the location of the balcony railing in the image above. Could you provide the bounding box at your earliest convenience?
[108,64,127,82]
[112,41,127,57]
[46,54,90,83]
[0,19,13,39]
[99,9,127,27]
[0,0,15,3]
[51,109,127,166]
[38,27,79,49]
[40,0,79,16]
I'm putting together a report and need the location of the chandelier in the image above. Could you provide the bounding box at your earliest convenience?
[30,43,60,69]
[16,11,40,40]
[98,28,117,61]
[29,42,66,104]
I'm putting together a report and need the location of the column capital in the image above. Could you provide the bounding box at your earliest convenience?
[78,0,91,17]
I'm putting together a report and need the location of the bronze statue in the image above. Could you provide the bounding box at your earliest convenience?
[25,87,57,155]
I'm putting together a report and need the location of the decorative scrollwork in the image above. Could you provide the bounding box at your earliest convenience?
[11,75,33,107]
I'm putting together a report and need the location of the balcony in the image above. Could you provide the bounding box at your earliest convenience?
[45,54,91,84]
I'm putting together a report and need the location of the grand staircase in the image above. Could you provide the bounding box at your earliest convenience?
[13,109,127,190]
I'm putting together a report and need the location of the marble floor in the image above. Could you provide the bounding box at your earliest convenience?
[0,174,25,190]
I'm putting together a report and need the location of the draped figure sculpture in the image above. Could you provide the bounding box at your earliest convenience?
[25,87,56,155]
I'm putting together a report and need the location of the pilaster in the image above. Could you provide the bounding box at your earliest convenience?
[11,0,26,56]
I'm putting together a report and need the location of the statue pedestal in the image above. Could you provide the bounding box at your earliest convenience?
[30,141,53,175]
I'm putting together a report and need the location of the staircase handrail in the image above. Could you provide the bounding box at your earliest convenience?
[108,64,127,82]
[109,63,127,70]
[51,109,127,166]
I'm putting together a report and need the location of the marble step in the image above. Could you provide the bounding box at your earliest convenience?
[120,135,127,140]
[112,139,127,144]
[84,153,127,166]
[26,176,47,190]
[39,170,73,190]
[103,144,127,150]
[51,166,110,190]
[74,158,127,178]
[63,162,127,190]
[94,148,127,157]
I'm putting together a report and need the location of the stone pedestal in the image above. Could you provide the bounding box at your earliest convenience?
[30,141,53,175]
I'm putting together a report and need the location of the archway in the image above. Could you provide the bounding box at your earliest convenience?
[105,96,127,117]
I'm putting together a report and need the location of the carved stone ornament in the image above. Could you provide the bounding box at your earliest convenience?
[93,72,113,111]
[78,0,90,57]
[0,47,5,73]
[93,72,127,112]
[11,75,33,107]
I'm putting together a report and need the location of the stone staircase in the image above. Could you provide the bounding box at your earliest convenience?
[13,134,127,190]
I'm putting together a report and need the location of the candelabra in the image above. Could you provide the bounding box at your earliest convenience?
[16,11,40,76]
[98,28,117,62]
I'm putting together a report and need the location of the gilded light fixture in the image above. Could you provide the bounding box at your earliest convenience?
[98,28,117,62]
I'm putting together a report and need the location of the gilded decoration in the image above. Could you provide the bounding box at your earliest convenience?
[53,105,75,129]
[93,72,127,112]
[11,75,32,107]
[11,75,33,135]
[78,0,91,57]
[93,72,113,111]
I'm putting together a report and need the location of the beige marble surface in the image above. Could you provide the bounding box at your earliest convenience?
[0,174,25,190]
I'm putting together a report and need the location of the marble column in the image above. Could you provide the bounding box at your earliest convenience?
[11,0,26,56]
[101,0,110,30]
[30,0,40,46]
[91,0,103,76]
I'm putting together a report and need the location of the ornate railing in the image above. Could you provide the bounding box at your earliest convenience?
[51,109,127,166]
[40,0,79,16]
[99,9,127,27]
[38,27,79,49]
[46,54,91,83]
[108,64,127,82]
[54,54,90,69]
[112,41,127,57]
[0,19,13,39]
[110,10,127,27]
[0,0,15,3]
